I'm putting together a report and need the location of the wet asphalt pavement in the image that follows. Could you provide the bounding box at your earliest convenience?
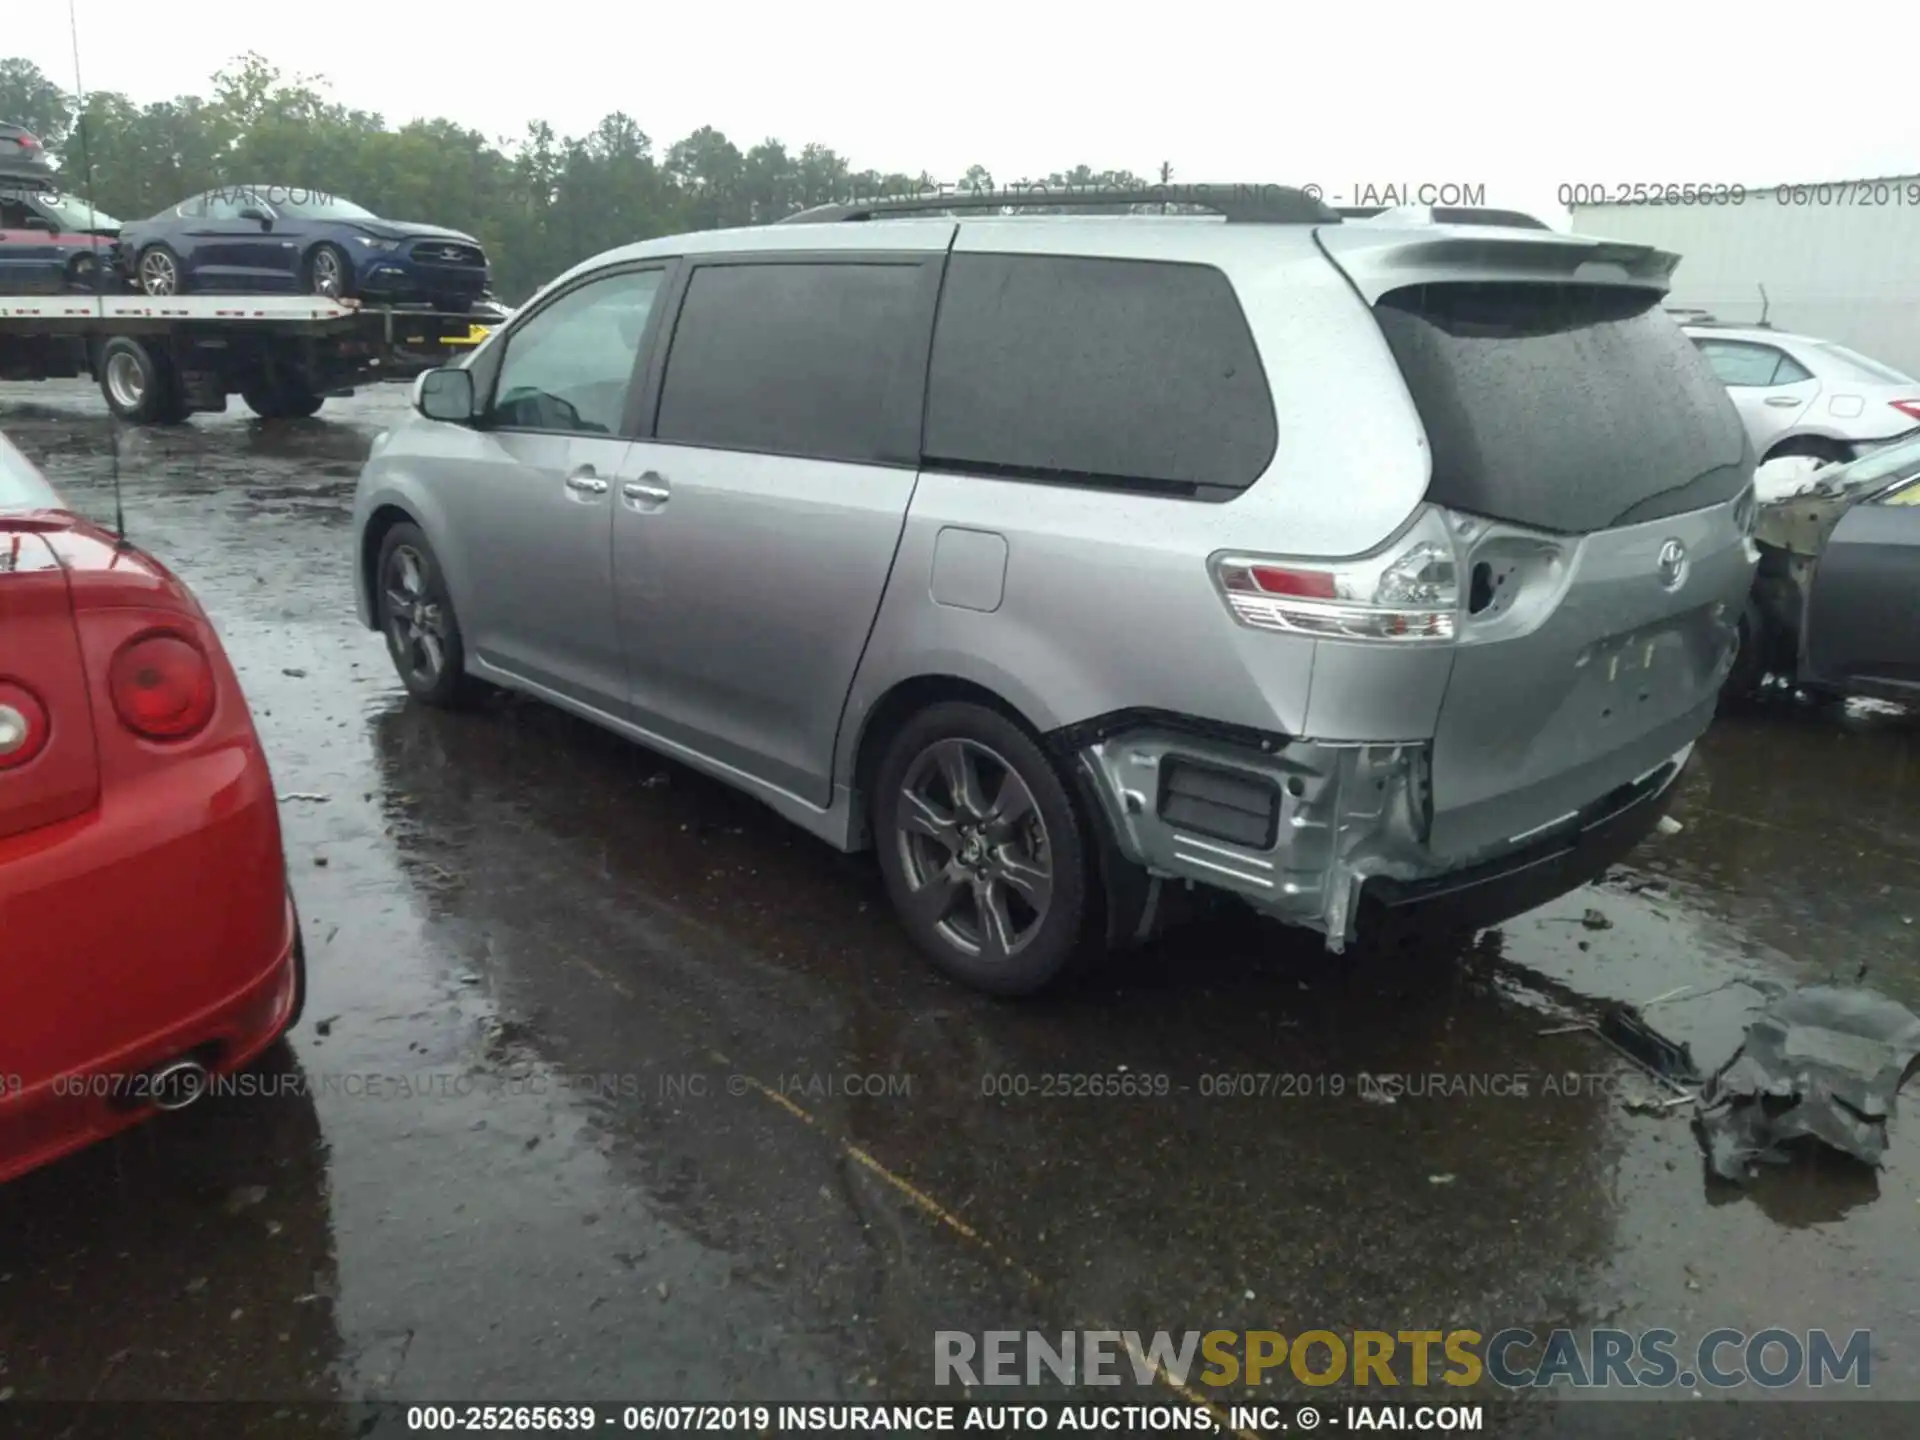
[2,381,1918,1437]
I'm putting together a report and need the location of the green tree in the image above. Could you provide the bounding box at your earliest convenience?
[6,50,1142,301]
[0,58,73,147]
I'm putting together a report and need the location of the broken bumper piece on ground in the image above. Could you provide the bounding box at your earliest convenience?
[1693,984,1920,1182]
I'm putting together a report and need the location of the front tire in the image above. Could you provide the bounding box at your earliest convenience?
[305,243,354,301]
[873,701,1099,996]
[136,244,183,296]
[375,522,485,708]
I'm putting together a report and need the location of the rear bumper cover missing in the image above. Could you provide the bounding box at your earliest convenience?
[1076,726,1690,950]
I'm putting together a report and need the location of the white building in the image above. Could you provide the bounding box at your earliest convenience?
[1569,177,1920,378]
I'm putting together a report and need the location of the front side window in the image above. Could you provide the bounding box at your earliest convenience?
[490,268,664,435]
[200,190,265,222]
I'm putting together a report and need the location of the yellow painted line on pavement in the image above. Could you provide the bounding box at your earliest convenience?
[705,1048,1258,1440]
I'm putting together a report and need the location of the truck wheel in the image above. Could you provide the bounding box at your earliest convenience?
[305,244,354,301]
[872,701,1100,997]
[98,335,187,425]
[136,245,183,296]
[242,376,326,420]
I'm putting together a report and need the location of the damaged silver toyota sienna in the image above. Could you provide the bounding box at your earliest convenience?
[350,187,1759,995]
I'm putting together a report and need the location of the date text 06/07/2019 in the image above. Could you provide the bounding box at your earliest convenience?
[402,1403,1225,1432]
[1562,179,1920,207]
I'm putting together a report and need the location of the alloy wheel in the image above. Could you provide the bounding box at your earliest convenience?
[894,737,1053,962]
[383,545,448,686]
[138,249,178,295]
[311,248,344,297]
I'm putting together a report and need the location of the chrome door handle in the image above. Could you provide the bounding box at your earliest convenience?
[1763,396,1801,407]
[565,470,608,494]
[623,474,670,503]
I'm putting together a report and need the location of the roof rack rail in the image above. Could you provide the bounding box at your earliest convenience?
[1337,205,1551,230]
[777,183,1341,226]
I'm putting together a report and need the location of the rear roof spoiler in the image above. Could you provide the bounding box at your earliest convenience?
[1314,226,1679,302]
[1337,205,1552,231]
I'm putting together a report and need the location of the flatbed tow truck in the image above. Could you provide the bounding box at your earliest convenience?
[0,291,502,424]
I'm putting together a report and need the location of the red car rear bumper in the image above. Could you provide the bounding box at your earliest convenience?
[0,738,300,1186]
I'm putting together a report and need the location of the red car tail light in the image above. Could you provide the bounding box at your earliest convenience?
[108,632,216,740]
[0,681,51,770]
[1892,400,1920,423]
[1212,505,1463,644]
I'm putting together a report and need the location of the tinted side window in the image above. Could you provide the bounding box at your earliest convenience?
[175,194,206,218]
[200,191,251,221]
[654,260,931,465]
[923,255,1276,495]
[491,268,664,435]
[1773,351,1813,384]
[1695,339,1793,388]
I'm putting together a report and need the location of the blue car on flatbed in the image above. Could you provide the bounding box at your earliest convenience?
[115,184,490,311]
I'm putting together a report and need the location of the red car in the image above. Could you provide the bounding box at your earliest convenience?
[0,182,121,295]
[0,430,303,1184]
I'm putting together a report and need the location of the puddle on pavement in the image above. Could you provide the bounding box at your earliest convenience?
[3,380,1916,1415]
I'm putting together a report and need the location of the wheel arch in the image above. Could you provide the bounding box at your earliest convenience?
[1762,430,1855,463]
[845,672,1050,852]
[359,501,423,632]
[304,238,357,286]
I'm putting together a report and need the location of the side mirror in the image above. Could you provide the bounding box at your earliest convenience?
[239,206,271,227]
[415,367,475,423]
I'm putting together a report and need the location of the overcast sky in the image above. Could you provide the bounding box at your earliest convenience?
[13,1,1917,228]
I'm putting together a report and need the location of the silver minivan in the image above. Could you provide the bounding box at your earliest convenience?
[350,187,1758,995]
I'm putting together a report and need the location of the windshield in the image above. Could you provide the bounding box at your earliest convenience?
[0,433,60,511]
[31,191,121,231]
[1811,341,1916,385]
[267,192,380,221]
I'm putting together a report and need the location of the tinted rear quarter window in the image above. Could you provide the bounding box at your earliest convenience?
[654,260,933,465]
[1373,284,1751,533]
[923,254,1276,497]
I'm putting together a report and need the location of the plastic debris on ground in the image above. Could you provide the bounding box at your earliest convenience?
[1693,985,1920,1182]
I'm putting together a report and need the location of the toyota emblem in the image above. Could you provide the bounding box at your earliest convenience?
[1657,538,1689,590]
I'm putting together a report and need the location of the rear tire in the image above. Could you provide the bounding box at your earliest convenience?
[97,335,189,425]
[135,244,183,296]
[1764,435,1850,467]
[872,701,1099,996]
[375,522,486,709]
[1724,596,1770,699]
[242,374,325,420]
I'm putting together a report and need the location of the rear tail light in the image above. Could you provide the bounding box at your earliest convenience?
[108,632,216,740]
[0,682,50,770]
[1213,506,1462,643]
[1892,400,1920,423]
